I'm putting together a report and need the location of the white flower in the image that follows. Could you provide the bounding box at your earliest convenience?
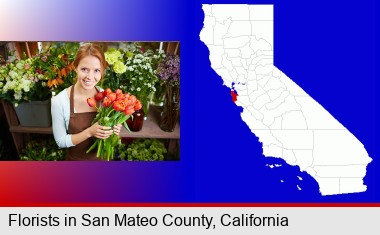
[9,71,17,79]
[20,79,32,92]
[136,87,141,92]
[133,59,142,64]
[14,91,22,101]
[135,54,144,59]
[5,80,17,90]
[16,62,23,70]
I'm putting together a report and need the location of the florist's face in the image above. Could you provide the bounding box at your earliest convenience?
[75,55,102,90]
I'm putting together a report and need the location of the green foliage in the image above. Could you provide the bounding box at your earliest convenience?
[115,142,128,161]
[101,43,165,116]
[20,138,66,161]
[33,42,79,95]
[0,42,78,104]
[0,56,41,104]
[0,54,5,65]
[116,139,166,161]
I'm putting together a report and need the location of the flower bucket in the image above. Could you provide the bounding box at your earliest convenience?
[159,83,180,132]
[14,100,52,127]
[126,109,144,132]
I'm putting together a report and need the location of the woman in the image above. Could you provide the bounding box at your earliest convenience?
[51,43,122,160]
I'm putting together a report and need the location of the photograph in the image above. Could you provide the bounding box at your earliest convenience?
[0,41,180,161]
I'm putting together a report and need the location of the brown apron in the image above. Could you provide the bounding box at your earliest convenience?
[66,86,102,161]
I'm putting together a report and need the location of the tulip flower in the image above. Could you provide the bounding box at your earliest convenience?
[104,88,112,96]
[124,106,135,116]
[95,91,104,101]
[86,97,96,107]
[102,99,112,107]
[134,100,142,110]
[86,88,141,161]
[115,89,122,95]
[107,93,116,102]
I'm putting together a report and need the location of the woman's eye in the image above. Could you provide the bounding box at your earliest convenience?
[95,69,101,73]
[81,68,88,72]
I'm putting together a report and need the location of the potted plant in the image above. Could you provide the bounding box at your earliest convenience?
[156,54,180,132]
[115,138,167,161]
[0,43,77,127]
[19,137,66,161]
[102,43,165,120]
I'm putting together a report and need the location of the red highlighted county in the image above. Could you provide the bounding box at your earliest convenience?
[231,90,238,103]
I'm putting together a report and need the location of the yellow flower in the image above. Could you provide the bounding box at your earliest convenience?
[113,61,127,74]
[105,49,122,65]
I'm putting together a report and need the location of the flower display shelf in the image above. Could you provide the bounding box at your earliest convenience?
[14,100,52,127]
[1,101,179,156]
[120,105,180,155]
[120,105,180,139]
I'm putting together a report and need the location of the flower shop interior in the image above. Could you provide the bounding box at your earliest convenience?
[0,41,180,161]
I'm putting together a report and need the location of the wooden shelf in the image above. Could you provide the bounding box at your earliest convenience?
[120,105,180,139]
[2,100,180,155]
[9,126,52,134]
[8,106,180,138]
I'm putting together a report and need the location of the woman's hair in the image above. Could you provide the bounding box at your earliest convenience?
[73,43,108,75]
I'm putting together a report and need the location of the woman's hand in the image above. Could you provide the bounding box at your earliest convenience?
[88,122,113,139]
[113,124,122,136]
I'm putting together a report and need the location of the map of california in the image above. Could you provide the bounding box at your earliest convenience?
[199,4,372,195]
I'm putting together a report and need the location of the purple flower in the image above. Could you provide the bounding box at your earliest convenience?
[156,55,180,83]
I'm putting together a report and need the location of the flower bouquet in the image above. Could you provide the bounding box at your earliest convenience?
[0,57,45,104]
[32,43,78,94]
[0,43,78,105]
[102,44,165,118]
[86,88,142,161]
